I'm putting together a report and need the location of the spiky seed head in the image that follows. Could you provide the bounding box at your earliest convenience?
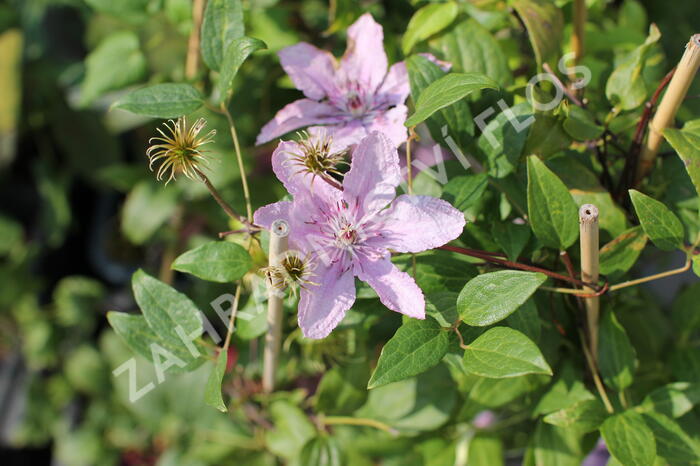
[146,116,216,184]
[284,130,348,184]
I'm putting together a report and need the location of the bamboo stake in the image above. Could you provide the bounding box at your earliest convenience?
[185,0,206,80]
[579,204,600,360]
[571,0,586,65]
[636,34,700,185]
[262,219,289,393]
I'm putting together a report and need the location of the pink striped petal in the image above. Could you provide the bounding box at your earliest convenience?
[278,43,339,101]
[355,256,425,319]
[378,194,466,253]
[298,261,356,339]
[342,132,401,217]
[256,99,340,145]
[340,13,387,93]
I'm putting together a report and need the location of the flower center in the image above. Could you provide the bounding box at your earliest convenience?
[347,92,366,116]
[336,222,358,246]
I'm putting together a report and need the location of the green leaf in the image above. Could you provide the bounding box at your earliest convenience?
[402,2,458,55]
[673,283,700,343]
[543,399,608,433]
[315,362,370,415]
[132,269,203,346]
[405,72,498,127]
[216,37,267,104]
[599,311,637,391]
[641,412,700,465]
[442,173,488,212]
[562,105,604,141]
[428,18,511,86]
[0,215,22,256]
[527,156,579,249]
[204,350,228,412]
[106,312,202,373]
[406,54,473,145]
[599,226,648,275]
[506,298,541,343]
[492,221,531,262]
[528,422,585,466]
[112,83,204,118]
[629,189,685,251]
[606,24,661,110]
[265,401,316,460]
[601,410,656,466]
[469,375,544,408]
[533,364,594,415]
[457,270,547,326]
[172,241,252,283]
[468,434,504,466]
[80,31,146,105]
[201,0,245,71]
[368,318,450,389]
[84,0,148,23]
[694,255,700,278]
[665,127,700,197]
[299,437,342,466]
[121,181,179,245]
[477,103,532,178]
[462,327,552,378]
[510,0,564,68]
[355,364,455,434]
[641,382,700,419]
[425,291,459,327]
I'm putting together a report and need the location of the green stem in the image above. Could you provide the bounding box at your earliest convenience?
[223,284,242,351]
[222,105,253,221]
[321,416,398,436]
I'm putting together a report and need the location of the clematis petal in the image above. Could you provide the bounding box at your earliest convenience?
[365,105,408,149]
[278,43,339,101]
[270,140,341,199]
[256,99,341,145]
[377,194,466,253]
[253,201,292,230]
[376,62,409,107]
[340,13,388,93]
[308,121,367,153]
[298,261,356,339]
[355,255,425,319]
[342,132,401,217]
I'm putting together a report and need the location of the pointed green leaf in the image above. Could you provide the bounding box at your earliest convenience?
[601,410,656,466]
[599,311,637,391]
[402,2,458,55]
[405,72,498,127]
[201,0,245,71]
[606,24,661,110]
[527,156,579,249]
[599,226,648,275]
[204,350,228,412]
[121,181,178,245]
[665,127,700,197]
[172,241,252,283]
[641,412,700,465]
[442,174,489,212]
[425,292,459,327]
[457,270,547,326]
[80,31,146,105]
[511,0,564,68]
[368,318,449,389]
[132,269,203,343]
[492,221,531,262]
[406,54,473,145]
[544,399,608,433]
[216,37,267,104]
[641,382,700,419]
[506,298,541,343]
[113,83,204,118]
[629,189,685,251]
[299,437,342,466]
[463,327,552,378]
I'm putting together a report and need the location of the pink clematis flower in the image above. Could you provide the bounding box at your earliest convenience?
[256,13,439,151]
[254,132,466,339]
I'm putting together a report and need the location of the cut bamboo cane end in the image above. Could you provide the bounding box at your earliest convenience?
[579,204,599,231]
